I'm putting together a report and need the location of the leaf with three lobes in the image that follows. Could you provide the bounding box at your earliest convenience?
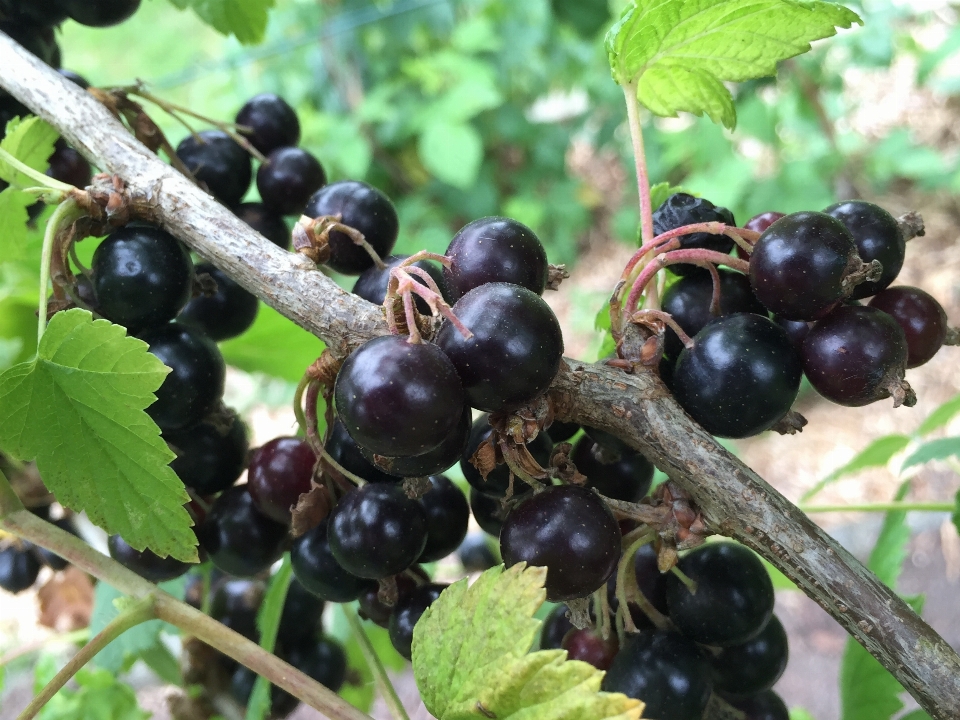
[607,0,862,128]
[0,116,58,186]
[0,309,197,562]
[413,564,643,720]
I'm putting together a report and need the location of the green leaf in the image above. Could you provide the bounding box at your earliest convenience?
[801,435,911,502]
[413,564,642,720]
[166,0,275,44]
[649,181,685,211]
[246,557,293,720]
[418,121,484,190]
[337,613,406,713]
[901,437,960,471]
[918,393,960,435]
[0,116,58,186]
[606,0,861,128]
[900,711,934,720]
[0,188,32,261]
[0,309,197,561]
[219,304,325,383]
[139,641,183,686]
[36,662,150,720]
[789,710,816,720]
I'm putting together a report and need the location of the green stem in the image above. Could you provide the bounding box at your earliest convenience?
[0,147,73,192]
[623,82,654,246]
[0,466,25,518]
[343,606,410,720]
[802,502,954,513]
[670,565,698,594]
[37,198,82,344]
[17,595,157,720]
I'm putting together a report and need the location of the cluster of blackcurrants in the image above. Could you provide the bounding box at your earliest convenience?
[654,193,952,439]
[541,542,790,720]
[0,502,79,593]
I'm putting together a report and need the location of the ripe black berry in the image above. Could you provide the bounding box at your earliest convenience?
[653,193,736,277]
[470,488,512,537]
[601,630,712,720]
[539,604,575,650]
[500,485,620,601]
[802,305,911,407]
[247,437,316,524]
[436,283,564,413]
[304,181,399,275]
[140,322,226,432]
[562,628,619,670]
[358,571,421,628]
[708,614,788,696]
[166,413,248,495]
[572,435,653,502]
[749,211,860,320]
[210,577,264,640]
[727,690,790,720]
[0,21,59,66]
[443,217,548,300]
[334,335,466,457]
[869,286,948,368]
[363,405,470,479]
[291,518,374,602]
[92,225,193,333]
[0,545,41,593]
[352,254,447,314]
[672,314,802,438]
[230,664,300,717]
[825,200,904,299]
[631,542,669,615]
[417,475,469,563]
[257,147,326,217]
[388,582,447,660]
[325,419,399,485]
[278,576,326,651]
[457,533,498,572]
[774,316,810,352]
[178,263,259,342]
[1,0,69,25]
[236,94,300,156]
[48,139,92,188]
[176,130,252,207]
[108,535,191,583]
[328,484,428,579]
[661,269,766,360]
[744,211,785,234]
[234,202,290,249]
[286,636,347,693]
[62,0,141,27]
[197,486,287,577]
[665,542,774,646]
[461,414,552,499]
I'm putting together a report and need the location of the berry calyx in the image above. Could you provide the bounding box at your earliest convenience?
[461,414,553,499]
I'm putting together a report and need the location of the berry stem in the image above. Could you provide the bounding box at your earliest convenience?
[631,310,695,350]
[622,82,654,245]
[615,532,668,633]
[17,594,158,720]
[302,379,366,488]
[343,605,411,720]
[801,502,954,513]
[37,198,84,343]
[670,565,698,594]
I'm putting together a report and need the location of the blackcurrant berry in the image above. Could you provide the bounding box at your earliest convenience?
[749,211,860,321]
[469,488,510,537]
[62,0,141,27]
[653,193,736,277]
[561,627,619,670]
[166,413,248,495]
[47,139,92,188]
[417,475,469,563]
[325,419,399,485]
[291,518,374,602]
[304,181,399,275]
[661,269,766,360]
[774,316,810,353]
[92,225,193,333]
[744,211,785,234]
[436,283,564,413]
[672,314,802,438]
[176,130,252,207]
[601,630,712,720]
[334,335,466,457]
[632,542,669,615]
[727,690,790,720]
[210,577,264,640]
[708,614,788,697]
[352,254,447,314]
[869,286,948,368]
[197,486,287,577]
[140,322,226,432]
[278,577,325,651]
[328,483,428,579]
[230,665,300,718]
[286,636,347,693]
[0,545,41,593]
[572,435,653,502]
[33,517,78,571]
[108,535,191,583]
[1,0,69,25]
[665,542,774,646]
[539,604,574,650]
[802,304,911,407]
[457,533,498,573]
[178,263,259,342]
[443,217,548,300]
[363,405,470,479]
[546,420,580,443]
[358,571,422,628]
[247,437,316,524]
[234,202,290,250]
[388,582,447,660]
[58,68,90,89]
[0,21,59,66]
[257,147,326,217]
[825,200,904,299]
[500,485,620,601]
[461,414,552,499]
[236,94,300,156]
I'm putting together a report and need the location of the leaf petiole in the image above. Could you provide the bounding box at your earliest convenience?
[37,198,84,344]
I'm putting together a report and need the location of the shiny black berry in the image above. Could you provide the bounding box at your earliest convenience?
[572,435,653,502]
[708,614,788,696]
[325,419,398,485]
[234,202,290,250]
[470,488,510,537]
[247,437,316,524]
[388,582,447,660]
[869,286,948,368]
[352,254,447,314]
[653,193,736,277]
[825,200,904,299]
[539,603,575,650]
[665,542,774,646]
[417,475,469,563]
[92,225,193,333]
[108,535,191,583]
[176,130,252,207]
[166,413,248,495]
[210,577,264,640]
[0,545,41,593]
[178,263,259,342]
[363,405,470,479]
[236,94,300,156]
[62,0,141,26]
[436,283,564,413]
[443,217,548,300]
[727,690,790,720]
[197,486,287,577]
[257,147,326,217]
[47,139,92,188]
[457,533,498,573]
[774,316,811,352]
[291,519,374,602]
[501,485,620,601]
[1,0,69,25]
[277,576,326,651]
[461,414,552,499]
[304,181,399,275]
[287,636,347,692]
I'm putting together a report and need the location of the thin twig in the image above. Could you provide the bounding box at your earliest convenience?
[343,606,411,720]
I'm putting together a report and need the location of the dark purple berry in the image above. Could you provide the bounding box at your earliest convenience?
[1,0,70,25]
[197,486,287,577]
[653,193,736,277]
[436,283,563,413]
[325,419,398,484]
[416,475,469,563]
[363,405,470,479]
[236,94,300,156]
[461,414,552,499]
[562,628,619,670]
[256,147,326,217]
[443,217,548,300]
[287,636,347,692]
[304,181,399,275]
[176,130,252,207]
[774,316,810,353]
[179,263,259,341]
[470,489,510,537]
[278,577,325,651]
[166,413,248,495]
[572,435,653,502]
[708,615,788,697]
[539,604,575,650]
[47,139,92,188]
[457,533,497,573]
[825,200,904,299]
[869,286,948,368]
[500,485,620,601]
[291,518,374,602]
[665,542,773,646]
[388,582,447,660]
[727,690,790,720]
[63,0,140,26]
[0,21,59,65]
[802,304,911,407]
[632,542,669,615]
[0,545,41,593]
[92,225,193,333]
[210,578,264,640]
[352,254,447,314]
[234,202,290,249]
[247,437,316,524]
[108,535,191,583]
[745,212,785,234]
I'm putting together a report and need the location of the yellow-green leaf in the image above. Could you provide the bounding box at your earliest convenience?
[0,116,58,187]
